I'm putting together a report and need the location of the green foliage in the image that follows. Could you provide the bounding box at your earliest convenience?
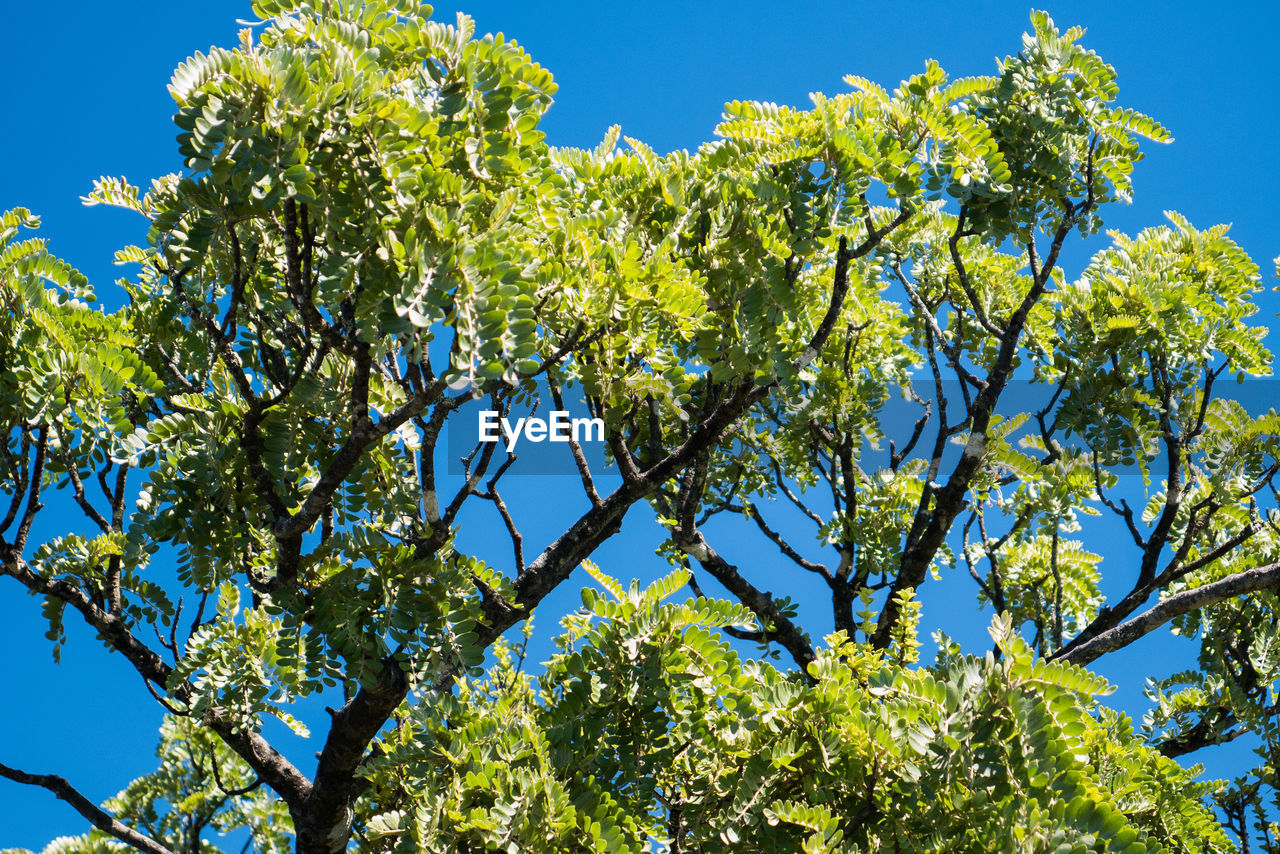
[2,4,1277,853]
[358,575,1233,852]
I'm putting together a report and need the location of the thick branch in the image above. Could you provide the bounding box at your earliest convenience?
[1055,521,1262,661]
[675,527,816,674]
[1156,707,1260,759]
[0,550,311,808]
[0,761,174,854]
[1054,560,1280,666]
[298,657,409,853]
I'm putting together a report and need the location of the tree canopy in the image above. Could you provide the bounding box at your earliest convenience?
[2,2,1278,852]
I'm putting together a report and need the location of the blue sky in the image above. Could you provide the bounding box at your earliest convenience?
[1,1,1277,847]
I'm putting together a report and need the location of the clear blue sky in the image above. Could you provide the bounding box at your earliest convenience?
[1,1,1277,847]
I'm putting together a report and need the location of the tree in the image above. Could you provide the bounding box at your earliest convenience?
[1,2,1277,851]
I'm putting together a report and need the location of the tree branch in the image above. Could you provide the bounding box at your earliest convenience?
[0,550,312,809]
[298,656,409,852]
[675,527,816,674]
[1054,560,1280,666]
[873,196,1090,649]
[0,760,175,854]
[456,204,912,667]
[730,503,832,581]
